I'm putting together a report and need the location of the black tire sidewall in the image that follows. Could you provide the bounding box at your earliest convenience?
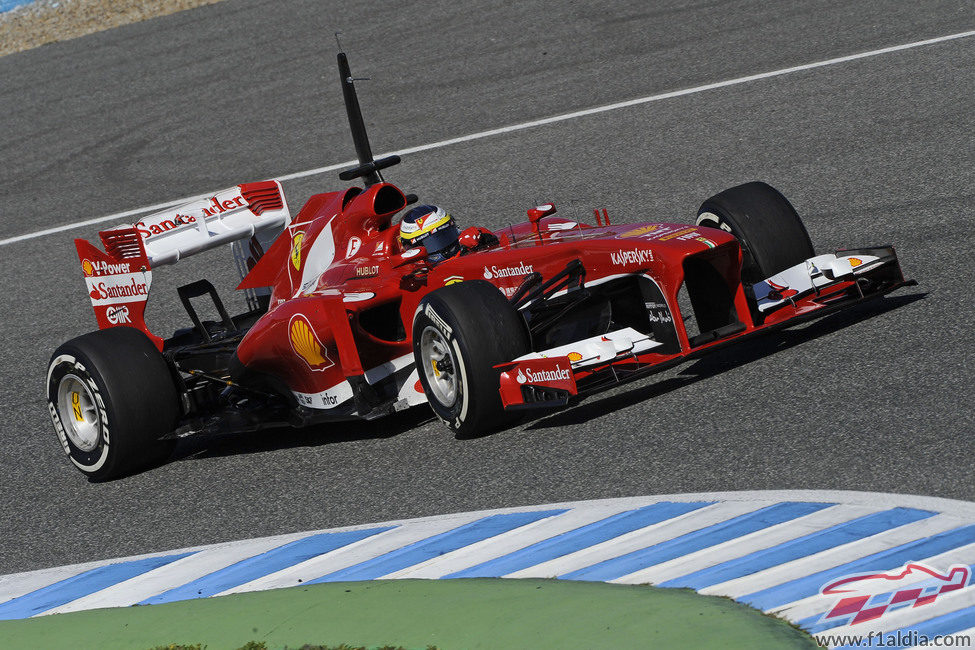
[697,181,815,284]
[47,328,178,480]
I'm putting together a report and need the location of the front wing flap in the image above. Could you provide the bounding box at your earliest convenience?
[497,327,662,410]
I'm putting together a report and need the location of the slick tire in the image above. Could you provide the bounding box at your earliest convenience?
[696,181,815,284]
[413,280,531,438]
[47,327,179,481]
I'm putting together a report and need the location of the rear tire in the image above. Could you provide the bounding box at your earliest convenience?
[47,327,179,481]
[696,181,815,283]
[413,280,531,438]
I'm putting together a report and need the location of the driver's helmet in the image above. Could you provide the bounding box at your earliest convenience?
[399,205,460,264]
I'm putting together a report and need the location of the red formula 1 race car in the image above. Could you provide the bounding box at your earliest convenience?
[47,53,914,480]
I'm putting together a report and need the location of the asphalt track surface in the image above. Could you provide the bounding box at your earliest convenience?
[1,0,973,574]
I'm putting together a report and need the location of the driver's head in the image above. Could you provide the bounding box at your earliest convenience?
[399,205,460,264]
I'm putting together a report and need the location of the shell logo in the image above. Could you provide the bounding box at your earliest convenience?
[81,259,94,277]
[289,314,334,371]
[290,232,305,270]
[848,257,863,268]
[567,352,583,363]
[516,369,526,384]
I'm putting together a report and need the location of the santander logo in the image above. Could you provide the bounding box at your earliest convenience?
[88,276,149,302]
[483,262,533,280]
[136,212,198,239]
[521,365,571,384]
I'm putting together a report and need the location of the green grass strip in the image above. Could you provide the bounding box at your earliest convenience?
[0,578,817,649]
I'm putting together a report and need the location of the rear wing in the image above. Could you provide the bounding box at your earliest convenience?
[74,180,291,348]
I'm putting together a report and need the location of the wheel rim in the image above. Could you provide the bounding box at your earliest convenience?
[419,325,461,407]
[57,374,101,452]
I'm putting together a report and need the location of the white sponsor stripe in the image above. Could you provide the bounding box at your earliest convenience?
[218,514,484,595]
[504,501,767,579]
[292,380,355,411]
[611,504,881,586]
[701,515,965,601]
[773,540,975,629]
[363,353,415,386]
[383,505,629,579]
[44,534,309,614]
[2,30,974,249]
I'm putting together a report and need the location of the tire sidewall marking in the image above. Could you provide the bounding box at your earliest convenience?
[696,211,732,233]
[413,300,469,430]
[450,338,470,423]
[47,354,111,473]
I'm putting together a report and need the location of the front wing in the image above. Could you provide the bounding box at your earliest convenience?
[497,246,913,410]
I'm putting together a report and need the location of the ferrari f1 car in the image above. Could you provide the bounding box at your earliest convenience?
[47,53,914,480]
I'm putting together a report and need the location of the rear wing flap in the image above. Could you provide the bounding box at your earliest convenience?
[133,180,290,266]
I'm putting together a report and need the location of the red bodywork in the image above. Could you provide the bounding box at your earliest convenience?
[73,179,908,421]
[222,181,899,416]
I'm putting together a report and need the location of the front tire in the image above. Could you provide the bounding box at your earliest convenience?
[47,327,179,481]
[413,281,531,438]
[696,181,815,284]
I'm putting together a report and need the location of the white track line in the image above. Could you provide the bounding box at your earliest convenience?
[1,28,973,249]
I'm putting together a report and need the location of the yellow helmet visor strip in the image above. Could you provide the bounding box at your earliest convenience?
[400,210,452,244]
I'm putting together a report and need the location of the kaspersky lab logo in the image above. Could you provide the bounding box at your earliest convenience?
[818,562,971,626]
